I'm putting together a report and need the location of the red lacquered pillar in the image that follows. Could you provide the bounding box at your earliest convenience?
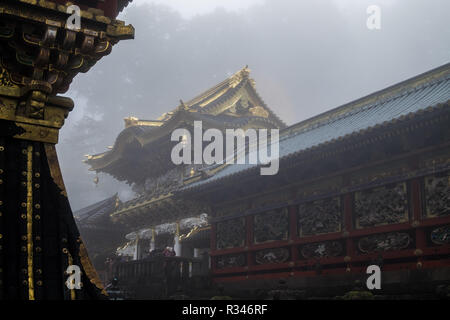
[289,205,298,262]
[210,222,217,272]
[411,178,426,268]
[343,193,355,271]
[246,215,254,270]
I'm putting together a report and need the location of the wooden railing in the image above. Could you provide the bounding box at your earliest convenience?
[112,256,207,298]
[116,256,204,280]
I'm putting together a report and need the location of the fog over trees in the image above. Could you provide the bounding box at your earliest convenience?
[57,0,450,211]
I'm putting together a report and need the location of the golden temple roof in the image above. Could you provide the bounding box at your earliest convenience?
[123,67,284,128]
[85,67,286,183]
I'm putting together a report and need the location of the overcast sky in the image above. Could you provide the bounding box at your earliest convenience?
[134,0,265,18]
[58,0,450,211]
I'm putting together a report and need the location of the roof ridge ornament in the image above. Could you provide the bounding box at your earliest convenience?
[124,116,139,128]
[229,65,251,88]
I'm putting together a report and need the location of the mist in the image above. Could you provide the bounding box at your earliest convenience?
[56,0,450,211]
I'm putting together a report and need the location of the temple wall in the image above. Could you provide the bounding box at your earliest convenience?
[209,145,450,295]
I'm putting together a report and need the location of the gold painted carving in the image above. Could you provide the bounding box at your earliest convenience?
[0,66,16,88]
[26,144,35,300]
[0,94,73,143]
[44,144,67,197]
[249,106,269,118]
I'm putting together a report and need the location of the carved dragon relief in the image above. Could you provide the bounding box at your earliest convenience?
[254,208,289,244]
[355,183,408,229]
[255,247,290,265]
[358,232,412,253]
[298,197,342,237]
[300,241,343,259]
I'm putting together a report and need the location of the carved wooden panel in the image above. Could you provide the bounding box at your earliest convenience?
[255,247,290,265]
[298,197,341,237]
[216,253,246,269]
[300,241,344,259]
[357,232,412,254]
[424,171,450,218]
[355,182,408,229]
[253,208,289,244]
[216,217,245,249]
[430,225,450,245]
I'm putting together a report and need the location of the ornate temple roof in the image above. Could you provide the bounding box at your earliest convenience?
[183,62,450,191]
[85,67,286,183]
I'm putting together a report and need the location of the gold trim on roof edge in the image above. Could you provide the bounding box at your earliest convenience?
[110,192,174,217]
[283,63,450,138]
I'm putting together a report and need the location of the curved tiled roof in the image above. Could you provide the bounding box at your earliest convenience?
[74,194,119,224]
[183,63,450,190]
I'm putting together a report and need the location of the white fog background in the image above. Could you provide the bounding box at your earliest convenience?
[57,0,450,211]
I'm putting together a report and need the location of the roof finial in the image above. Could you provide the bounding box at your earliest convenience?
[124,116,139,128]
[179,99,189,110]
[115,195,120,208]
[242,65,250,78]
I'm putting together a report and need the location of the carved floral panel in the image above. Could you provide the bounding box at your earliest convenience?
[254,208,289,244]
[355,183,408,229]
[216,253,246,269]
[216,217,245,249]
[430,225,450,245]
[255,247,290,265]
[298,197,341,237]
[358,232,412,254]
[300,241,343,259]
[424,172,450,218]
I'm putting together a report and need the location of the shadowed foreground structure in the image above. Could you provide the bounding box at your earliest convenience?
[0,0,133,299]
